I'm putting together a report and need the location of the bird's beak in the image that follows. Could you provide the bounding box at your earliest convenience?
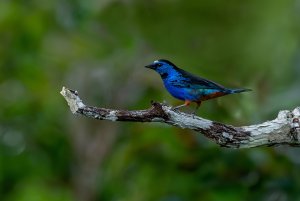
[145,64,155,69]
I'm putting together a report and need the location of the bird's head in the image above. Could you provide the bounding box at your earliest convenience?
[145,59,178,79]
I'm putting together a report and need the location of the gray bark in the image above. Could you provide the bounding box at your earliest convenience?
[60,86,300,148]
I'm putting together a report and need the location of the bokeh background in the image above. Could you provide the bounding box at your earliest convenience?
[1,0,300,201]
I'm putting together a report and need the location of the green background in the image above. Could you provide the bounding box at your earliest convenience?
[1,0,300,200]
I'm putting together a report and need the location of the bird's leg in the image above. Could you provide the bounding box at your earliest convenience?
[192,101,202,117]
[172,100,191,110]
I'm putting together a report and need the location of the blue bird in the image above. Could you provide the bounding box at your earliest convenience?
[145,59,251,113]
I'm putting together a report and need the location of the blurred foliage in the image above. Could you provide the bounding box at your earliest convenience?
[1,0,300,201]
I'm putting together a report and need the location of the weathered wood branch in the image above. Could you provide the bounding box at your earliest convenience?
[60,86,300,148]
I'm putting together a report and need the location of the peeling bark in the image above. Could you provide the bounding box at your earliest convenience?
[60,86,300,148]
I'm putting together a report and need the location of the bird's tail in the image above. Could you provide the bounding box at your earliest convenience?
[227,88,252,94]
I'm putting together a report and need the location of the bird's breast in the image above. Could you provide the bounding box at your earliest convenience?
[163,79,200,101]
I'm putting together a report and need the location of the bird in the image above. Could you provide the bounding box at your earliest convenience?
[145,59,251,114]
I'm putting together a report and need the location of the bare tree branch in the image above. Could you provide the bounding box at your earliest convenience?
[60,86,300,148]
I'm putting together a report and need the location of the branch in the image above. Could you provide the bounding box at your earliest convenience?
[60,87,300,148]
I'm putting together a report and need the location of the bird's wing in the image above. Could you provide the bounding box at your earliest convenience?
[177,68,226,90]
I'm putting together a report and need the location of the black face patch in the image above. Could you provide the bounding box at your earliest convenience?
[161,73,168,79]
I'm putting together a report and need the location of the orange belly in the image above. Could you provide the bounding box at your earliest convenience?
[199,91,227,101]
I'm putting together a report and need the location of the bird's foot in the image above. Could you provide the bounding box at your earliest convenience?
[191,111,197,119]
[191,102,200,118]
[172,101,190,111]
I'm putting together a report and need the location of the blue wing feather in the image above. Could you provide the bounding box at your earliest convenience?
[173,68,226,90]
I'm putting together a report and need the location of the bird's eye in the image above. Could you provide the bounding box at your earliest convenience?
[157,63,162,67]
